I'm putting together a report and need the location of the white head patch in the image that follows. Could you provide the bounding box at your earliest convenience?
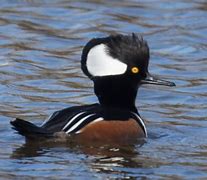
[86,44,127,76]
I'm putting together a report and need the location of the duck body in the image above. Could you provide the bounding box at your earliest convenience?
[11,33,175,142]
[11,103,146,142]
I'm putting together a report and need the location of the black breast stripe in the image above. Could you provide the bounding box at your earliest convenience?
[131,112,147,137]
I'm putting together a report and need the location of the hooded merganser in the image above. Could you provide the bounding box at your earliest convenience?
[11,34,175,143]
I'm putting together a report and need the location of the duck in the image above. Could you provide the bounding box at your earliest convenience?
[10,33,175,143]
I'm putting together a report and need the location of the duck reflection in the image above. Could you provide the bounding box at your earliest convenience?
[12,136,145,157]
[11,137,145,169]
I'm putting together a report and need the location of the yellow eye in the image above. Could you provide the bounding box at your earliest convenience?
[131,67,139,74]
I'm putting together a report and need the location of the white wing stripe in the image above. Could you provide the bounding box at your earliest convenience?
[90,117,104,124]
[66,114,96,134]
[75,117,104,134]
[62,112,85,130]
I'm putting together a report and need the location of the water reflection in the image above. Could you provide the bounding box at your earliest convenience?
[11,137,145,158]
[11,138,147,179]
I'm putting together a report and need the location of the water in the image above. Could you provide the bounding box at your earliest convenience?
[0,0,206,179]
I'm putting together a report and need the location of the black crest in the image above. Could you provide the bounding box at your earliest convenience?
[81,33,150,79]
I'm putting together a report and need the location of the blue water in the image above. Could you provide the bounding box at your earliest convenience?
[0,0,207,179]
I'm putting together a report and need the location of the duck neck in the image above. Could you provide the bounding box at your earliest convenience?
[93,76,139,113]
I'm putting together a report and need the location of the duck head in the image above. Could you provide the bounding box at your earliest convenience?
[81,34,175,112]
